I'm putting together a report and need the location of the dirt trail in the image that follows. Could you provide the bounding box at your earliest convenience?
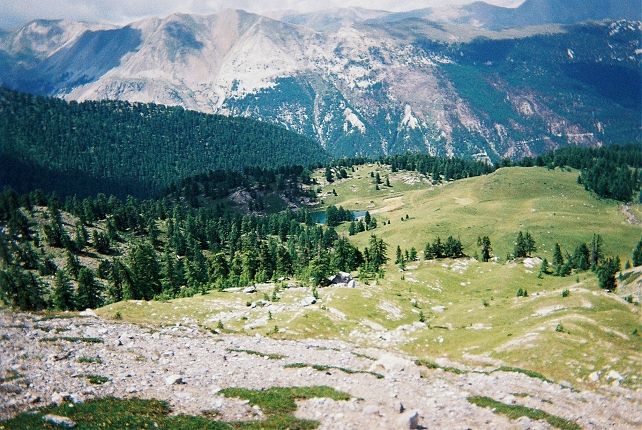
[1,310,641,429]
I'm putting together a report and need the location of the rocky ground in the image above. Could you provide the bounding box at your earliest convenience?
[1,309,641,429]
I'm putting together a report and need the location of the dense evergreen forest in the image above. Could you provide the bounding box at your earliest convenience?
[522,145,642,201]
[0,88,328,197]
[0,183,392,311]
[1,87,639,201]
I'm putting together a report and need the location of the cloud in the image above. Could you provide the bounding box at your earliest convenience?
[0,0,525,30]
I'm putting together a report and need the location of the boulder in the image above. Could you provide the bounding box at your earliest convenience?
[243,286,257,294]
[79,309,97,317]
[300,296,317,307]
[606,370,623,382]
[362,405,380,415]
[347,279,357,288]
[42,415,76,428]
[327,272,352,285]
[398,410,420,429]
[51,392,70,405]
[0,383,22,394]
[370,354,420,379]
[165,375,185,385]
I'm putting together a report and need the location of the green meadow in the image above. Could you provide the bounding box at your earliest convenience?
[100,166,642,388]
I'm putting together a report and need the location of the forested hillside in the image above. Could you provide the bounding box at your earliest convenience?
[0,88,328,197]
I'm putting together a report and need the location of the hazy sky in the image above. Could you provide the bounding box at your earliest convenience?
[0,0,525,30]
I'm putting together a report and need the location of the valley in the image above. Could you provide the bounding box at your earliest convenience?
[98,166,642,391]
[0,1,641,428]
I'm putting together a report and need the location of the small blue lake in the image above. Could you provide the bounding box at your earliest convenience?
[311,210,368,225]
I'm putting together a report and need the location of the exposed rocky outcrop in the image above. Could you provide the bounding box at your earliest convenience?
[1,310,641,429]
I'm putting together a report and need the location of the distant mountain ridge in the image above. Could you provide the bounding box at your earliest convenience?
[0,1,640,160]
[363,0,640,28]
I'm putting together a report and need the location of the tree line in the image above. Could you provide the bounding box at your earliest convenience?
[0,186,390,311]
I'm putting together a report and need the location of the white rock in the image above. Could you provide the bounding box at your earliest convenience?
[606,370,623,381]
[42,414,76,428]
[523,257,543,269]
[347,279,357,288]
[51,392,70,405]
[300,296,317,307]
[362,404,379,415]
[165,375,184,385]
[370,354,420,379]
[398,410,420,429]
[79,309,97,317]
[588,371,601,382]
[244,286,257,294]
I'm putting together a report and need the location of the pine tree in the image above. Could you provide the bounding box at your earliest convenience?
[147,219,160,246]
[92,230,111,254]
[573,243,591,271]
[395,246,402,264]
[367,235,388,273]
[539,258,550,277]
[514,231,536,258]
[424,242,435,260]
[74,222,88,252]
[524,232,537,256]
[0,231,13,268]
[590,234,604,269]
[348,221,357,236]
[553,243,564,276]
[325,166,334,183]
[477,236,493,262]
[76,267,103,309]
[43,204,67,247]
[432,237,444,259]
[632,237,642,266]
[108,258,126,302]
[65,249,81,280]
[53,270,75,311]
[127,241,161,300]
[0,266,47,311]
[596,257,620,292]
[409,247,418,261]
[160,248,178,295]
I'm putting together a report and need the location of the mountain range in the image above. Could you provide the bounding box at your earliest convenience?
[0,0,640,160]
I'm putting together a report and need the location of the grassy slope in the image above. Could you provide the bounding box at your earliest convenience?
[321,165,640,262]
[100,166,642,388]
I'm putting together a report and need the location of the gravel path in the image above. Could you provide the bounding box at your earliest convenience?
[1,310,640,429]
